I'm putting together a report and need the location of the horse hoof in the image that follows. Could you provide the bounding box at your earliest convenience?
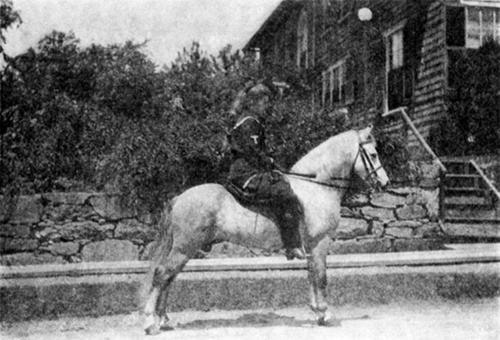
[316,312,340,327]
[145,324,161,336]
[160,324,175,331]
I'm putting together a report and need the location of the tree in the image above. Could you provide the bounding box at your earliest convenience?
[0,0,21,56]
[1,32,353,214]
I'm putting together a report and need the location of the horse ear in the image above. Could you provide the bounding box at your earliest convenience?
[360,125,373,139]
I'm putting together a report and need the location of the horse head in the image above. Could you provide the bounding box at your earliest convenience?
[353,125,389,189]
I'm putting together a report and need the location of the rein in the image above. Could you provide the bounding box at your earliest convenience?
[285,138,380,189]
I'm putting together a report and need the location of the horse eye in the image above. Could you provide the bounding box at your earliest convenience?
[370,153,377,159]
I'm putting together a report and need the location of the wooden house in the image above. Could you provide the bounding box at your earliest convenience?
[246,0,500,234]
[245,0,500,157]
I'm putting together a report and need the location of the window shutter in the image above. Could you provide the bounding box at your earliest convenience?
[447,7,466,47]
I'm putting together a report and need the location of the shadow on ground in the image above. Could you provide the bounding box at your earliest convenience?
[176,312,370,329]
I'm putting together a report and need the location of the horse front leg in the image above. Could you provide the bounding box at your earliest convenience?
[306,236,335,326]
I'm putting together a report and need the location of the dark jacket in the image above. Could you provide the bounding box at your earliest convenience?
[227,115,279,193]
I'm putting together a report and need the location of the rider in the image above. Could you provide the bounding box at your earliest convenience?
[226,79,306,260]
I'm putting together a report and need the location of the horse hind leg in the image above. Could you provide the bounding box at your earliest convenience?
[143,224,213,334]
[143,247,191,335]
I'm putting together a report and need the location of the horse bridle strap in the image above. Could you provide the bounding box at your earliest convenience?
[285,139,378,189]
[358,140,383,181]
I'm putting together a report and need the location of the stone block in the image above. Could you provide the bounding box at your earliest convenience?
[387,220,423,229]
[44,204,79,222]
[385,227,413,239]
[336,218,369,239]
[42,192,93,205]
[81,240,139,262]
[371,221,385,237]
[345,194,369,207]
[396,205,427,220]
[418,178,440,189]
[414,222,443,239]
[115,219,156,242]
[370,192,405,209]
[0,238,38,254]
[387,187,415,196]
[0,252,64,266]
[340,207,358,218]
[417,161,441,180]
[329,238,392,254]
[55,221,114,241]
[89,195,136,220]
[360,207,394,221]
[1,195,43,224]
[0,224,31,238]
[406,189,439,221]
[48,242,80,256]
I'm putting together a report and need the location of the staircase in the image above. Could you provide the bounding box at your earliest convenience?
[440,159,500,241]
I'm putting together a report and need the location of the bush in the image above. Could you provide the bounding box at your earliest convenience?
[1,28,384,214]
[433,39,500,156]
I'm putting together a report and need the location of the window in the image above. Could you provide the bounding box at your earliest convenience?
[389,30,404,70]
[297,11,308,69]
[322,59,355,109]
[385,23,413,111]
[447,5,500,48]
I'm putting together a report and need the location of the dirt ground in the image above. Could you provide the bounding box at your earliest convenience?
[1,298,499,340]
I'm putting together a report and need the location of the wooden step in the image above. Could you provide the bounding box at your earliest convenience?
[444,195,492,206]
[445,206,497,220]
[444,174,484,188]
[442,222,500,239]
[444,187,490,197]
[444,217,500,224]
[442,161,474,175]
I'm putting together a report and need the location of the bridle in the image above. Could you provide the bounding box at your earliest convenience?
[285,137,382,189]
[358,139,384,186]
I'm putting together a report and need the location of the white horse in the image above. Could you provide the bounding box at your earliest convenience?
[141,125,389,334]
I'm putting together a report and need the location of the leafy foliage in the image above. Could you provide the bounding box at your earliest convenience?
[431,39,500,156]
[1,25,355,213]
[0,0,21,52]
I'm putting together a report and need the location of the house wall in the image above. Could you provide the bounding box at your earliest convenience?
[250,0,453,159]
[410,1,448,155]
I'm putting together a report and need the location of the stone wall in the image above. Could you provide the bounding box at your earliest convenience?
[0,163,445,266]
[0,192,157,266]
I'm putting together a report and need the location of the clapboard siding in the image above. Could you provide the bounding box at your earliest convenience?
[245,0,476,158]
[411,1,447,152]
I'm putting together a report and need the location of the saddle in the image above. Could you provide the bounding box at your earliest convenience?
[224,182,281,226]
[224,182,277,206]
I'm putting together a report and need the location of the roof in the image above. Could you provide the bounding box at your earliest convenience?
[243,0,304,51]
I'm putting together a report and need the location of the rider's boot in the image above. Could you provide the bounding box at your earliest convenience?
[279,208,306,260]
[286,247,306,260]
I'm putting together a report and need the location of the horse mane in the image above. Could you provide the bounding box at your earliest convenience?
[291,129,360,181]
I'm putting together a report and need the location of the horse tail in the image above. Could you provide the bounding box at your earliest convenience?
[138,197,176,307]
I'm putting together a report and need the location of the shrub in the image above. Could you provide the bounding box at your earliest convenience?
[435,38,500,156]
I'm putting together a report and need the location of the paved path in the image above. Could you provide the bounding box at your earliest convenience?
[2,298,499,340]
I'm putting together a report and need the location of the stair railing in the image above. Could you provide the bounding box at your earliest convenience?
[469,160,500,199]
[381,107,447,173]
[382,106,448,220]
[470,160,500,218]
